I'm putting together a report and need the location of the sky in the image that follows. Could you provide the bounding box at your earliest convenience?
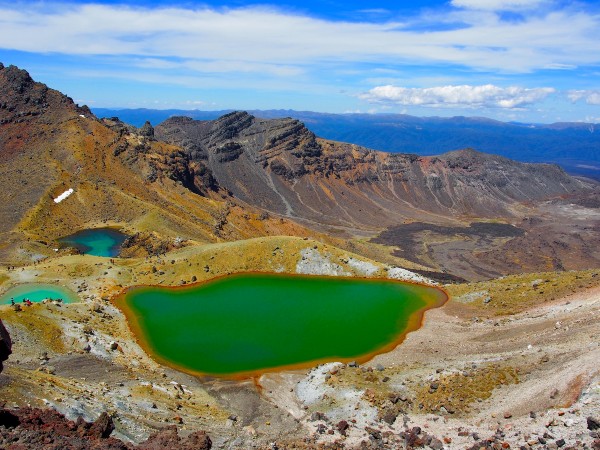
[1,0,599,122]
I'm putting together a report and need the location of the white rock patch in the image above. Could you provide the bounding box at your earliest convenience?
[296,363,342,404]
[387,267,436,285]
[296,248,350,276]
[346,257,379,276]
[296,363,379,430]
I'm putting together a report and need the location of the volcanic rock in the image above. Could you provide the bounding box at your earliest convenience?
[155,112,594,229]
[0,319,11,373]
[137,425,212,450]
[0,406,212,450]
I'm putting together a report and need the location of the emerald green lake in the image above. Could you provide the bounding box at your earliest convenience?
[118,273,447,377]
[58,228,128,257]
[0,283,79,305]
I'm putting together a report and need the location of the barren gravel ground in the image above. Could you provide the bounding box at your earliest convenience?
[0,247,598,449]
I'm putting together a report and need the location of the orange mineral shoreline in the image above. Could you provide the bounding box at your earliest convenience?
[112,271,449,380]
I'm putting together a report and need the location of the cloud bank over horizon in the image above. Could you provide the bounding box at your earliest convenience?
[359,85,556,109]
[0,0,598,122]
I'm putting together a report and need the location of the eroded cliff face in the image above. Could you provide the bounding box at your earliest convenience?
[156,112,592,230]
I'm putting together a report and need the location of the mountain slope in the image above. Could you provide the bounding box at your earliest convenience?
[2,64,598,279]
[155,111,592,231]
[95,107,600,178]
[0,65,319,263]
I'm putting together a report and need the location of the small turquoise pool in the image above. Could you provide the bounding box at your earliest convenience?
[58,228,128,257]
[0,283,79,305]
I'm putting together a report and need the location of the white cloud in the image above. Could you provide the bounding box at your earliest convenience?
[451,0,546,11]
[567,90,600,105]
[543,63,577,70]
[359,84,555,109]
[0,2,598,74]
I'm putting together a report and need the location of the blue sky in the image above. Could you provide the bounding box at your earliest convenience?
[1,0,599,122]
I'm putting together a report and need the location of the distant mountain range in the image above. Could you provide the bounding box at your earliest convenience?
[93,108,600,179]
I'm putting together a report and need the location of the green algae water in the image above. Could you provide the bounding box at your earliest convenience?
[118,273,447,377]
[0,283,79,305]
[58,228,127,257]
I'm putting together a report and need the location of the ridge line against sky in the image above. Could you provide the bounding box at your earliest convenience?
[0,0,599,122]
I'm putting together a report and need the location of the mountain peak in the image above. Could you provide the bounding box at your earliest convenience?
[0,62,92,123]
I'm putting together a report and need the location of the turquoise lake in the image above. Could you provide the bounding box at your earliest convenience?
[58,228,128,257]
[0,283,79,305]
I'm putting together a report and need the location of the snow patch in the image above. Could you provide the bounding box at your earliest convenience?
[53,188,74,203]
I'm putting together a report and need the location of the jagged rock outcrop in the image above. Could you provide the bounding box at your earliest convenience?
[0,319,11,373]
[120,231,188,257]
[156,112,594,229]
[0,62,92,126]
[155,111,320,204]
[138,120,154,139]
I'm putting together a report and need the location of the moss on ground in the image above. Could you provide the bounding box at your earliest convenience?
[3,304,66,353]
[413,364,519,416]
[446,269,600,315]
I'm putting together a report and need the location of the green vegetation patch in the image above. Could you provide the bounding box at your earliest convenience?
[414,364,520,416]
[446,269,600,315]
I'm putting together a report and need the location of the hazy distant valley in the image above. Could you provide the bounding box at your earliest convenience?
[1,63,600,449]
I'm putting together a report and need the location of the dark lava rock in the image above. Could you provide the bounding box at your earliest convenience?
[0,407,128,449]
[0,407,212,450]
[89,412,115,439]
[381,409,398,425]
[137,425,211,450]
[589,417,600,431]
[399,427,425,447]
[336,420,349,436]
[365,426,382,441]
[0,319,12,373]
[0,410,20,428]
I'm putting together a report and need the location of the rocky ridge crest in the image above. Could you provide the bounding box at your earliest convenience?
[156,112,594,229]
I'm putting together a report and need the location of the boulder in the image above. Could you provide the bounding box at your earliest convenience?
[0,319,12,373]
[336,420,349,436]
[89,412,115,439]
